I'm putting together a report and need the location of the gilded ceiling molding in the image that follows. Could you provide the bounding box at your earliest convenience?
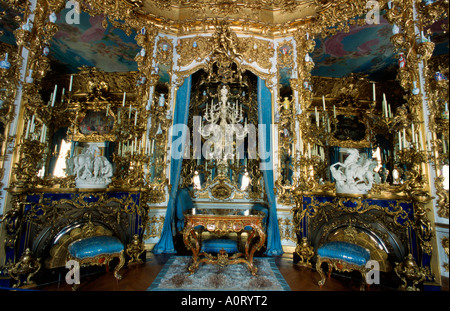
[75,0,318,37]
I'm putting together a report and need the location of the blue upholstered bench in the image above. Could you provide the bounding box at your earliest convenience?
[316,241,371,290]
[68,235,125,289]
[201,239,239,254]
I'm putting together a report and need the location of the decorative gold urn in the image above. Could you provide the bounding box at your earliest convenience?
[7,248,41,288]
[394,253,426,291]
[295,237,315,268]
[126,234,146,264]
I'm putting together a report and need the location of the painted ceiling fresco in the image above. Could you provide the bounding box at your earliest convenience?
[310,15,398,81]
[49,8,139,73]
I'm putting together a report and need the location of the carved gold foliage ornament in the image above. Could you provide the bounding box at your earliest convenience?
[155,37,174,68]
[175,23,274,73]
[176,36,212,68]
[442,236,449,272]
[210,183,233,201]
[238,37,273,70]
[424,53,449,219]
[149,0,303,18]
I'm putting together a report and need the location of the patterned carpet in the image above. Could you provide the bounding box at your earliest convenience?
[147,256,290,291]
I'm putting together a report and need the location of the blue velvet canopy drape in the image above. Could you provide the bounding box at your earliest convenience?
[257,77,283,256]
[153,76,192,254]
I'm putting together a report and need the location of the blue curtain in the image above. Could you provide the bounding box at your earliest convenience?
[257,77,283,256]
[152,76,192,254]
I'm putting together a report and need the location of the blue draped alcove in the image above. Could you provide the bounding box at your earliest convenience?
[153,74,283,256]
[153,76,192,254]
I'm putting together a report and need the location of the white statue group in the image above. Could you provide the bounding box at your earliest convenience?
[69,144,113,188]
[330,148,380,194]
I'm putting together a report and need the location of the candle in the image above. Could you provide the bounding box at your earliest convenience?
[372,83,376,102]
[51,84,57,107]
[388,104,392,118]
[315,107,319,127]
[416,131,423,151]
[30,114,35,133]
[61,87,65,103]
[129,104,132,119]
[411,123,415,143]
[25,119,31,139]
[40,124,46,143]
[398,131,402,150]
[382,93,387,118]
[308,142,311,158]
[333,105,336,118]
[134,110,138,125]
[122,92,126,107]
[322,96,326,111]
[69,75,73,92]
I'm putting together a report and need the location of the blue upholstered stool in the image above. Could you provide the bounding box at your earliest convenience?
[68,235,125,289]
[201,239,239,254]
[316,241,371,290]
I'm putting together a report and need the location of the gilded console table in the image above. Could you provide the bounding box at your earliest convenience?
[183,208,266,275]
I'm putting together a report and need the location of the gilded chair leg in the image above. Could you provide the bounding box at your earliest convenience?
[113,251,125,280]
[316,256,326,288]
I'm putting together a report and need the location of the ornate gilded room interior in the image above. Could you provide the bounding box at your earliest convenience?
[0,0,448,295]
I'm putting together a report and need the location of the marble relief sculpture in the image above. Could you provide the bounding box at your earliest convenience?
[330,148,379,194]
[68,145,113,188]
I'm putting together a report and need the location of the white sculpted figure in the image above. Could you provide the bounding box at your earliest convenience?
[69,145,113,188]
[330,149,379,194]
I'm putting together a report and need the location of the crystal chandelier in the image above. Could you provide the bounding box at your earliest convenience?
[200,84,248,163]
